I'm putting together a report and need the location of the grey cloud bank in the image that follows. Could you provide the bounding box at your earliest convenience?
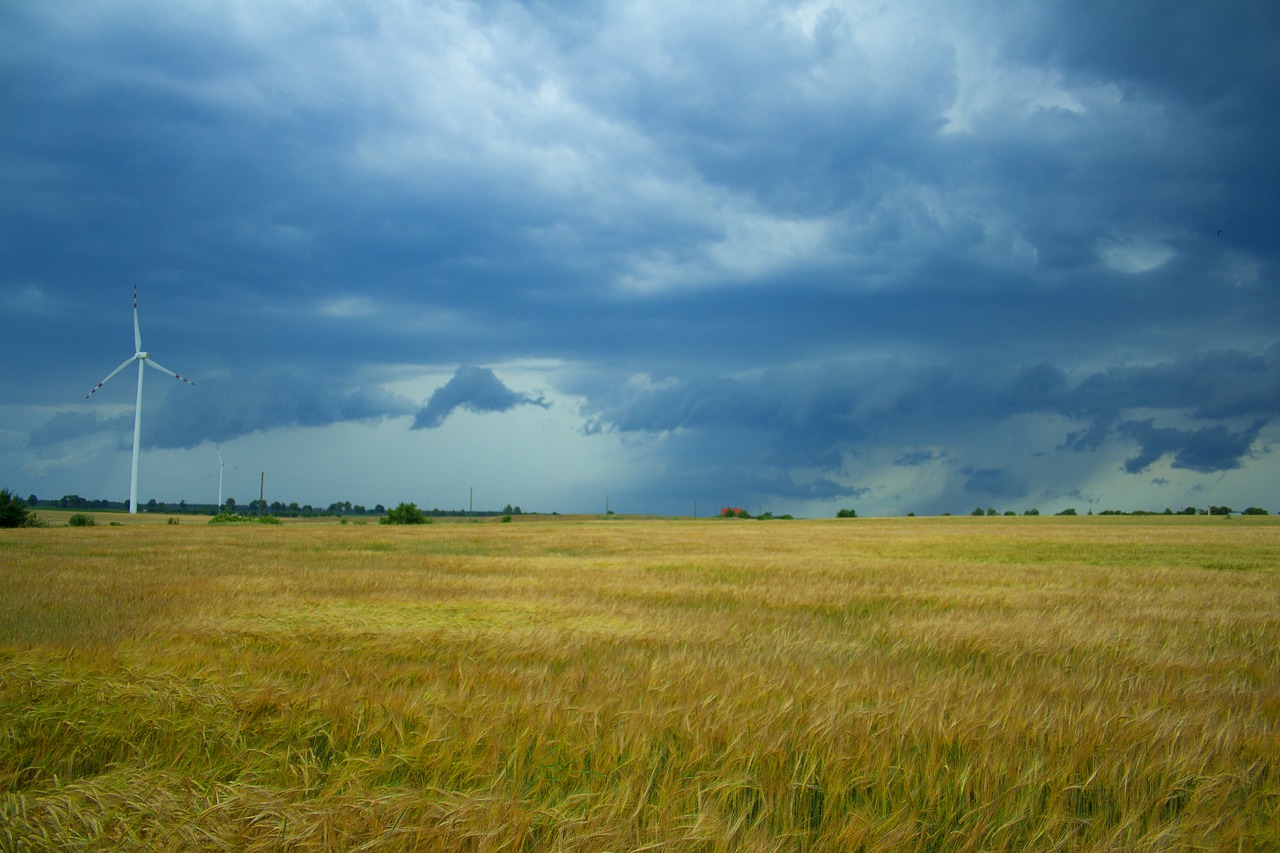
[2,1,1277,514]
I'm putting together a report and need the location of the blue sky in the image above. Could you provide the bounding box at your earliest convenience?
[3,1,1278,516]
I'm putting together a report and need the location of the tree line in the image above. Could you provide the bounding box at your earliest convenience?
[13,493,541,519]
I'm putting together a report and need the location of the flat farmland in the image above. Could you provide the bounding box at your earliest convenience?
[2,515,1278,851]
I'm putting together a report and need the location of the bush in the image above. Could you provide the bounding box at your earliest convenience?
[209,513,282,525]
[835,508,858,518]
[380,502,430,525]
[67,513,96,527]
[1,488,32,528]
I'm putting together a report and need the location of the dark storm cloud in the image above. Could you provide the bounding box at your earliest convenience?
[1055,351,1280,467]
[28,411,130,450]
[147,377,418,450]
[580,348,1279,502]
[412,365,549,430]
[30,375,417,451]
[2,1,1278,512]
[1117,419,1269,475]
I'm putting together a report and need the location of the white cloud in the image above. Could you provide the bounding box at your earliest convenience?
[944,45,1085,136]
[1098,235,1175,274]
[317,296,378,318]
[616,203,836,294]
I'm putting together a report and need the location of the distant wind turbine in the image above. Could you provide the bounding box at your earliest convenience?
[207,444,240,509]
[85,287,195,514]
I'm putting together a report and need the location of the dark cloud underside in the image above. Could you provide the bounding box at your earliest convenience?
[413,365,549,430]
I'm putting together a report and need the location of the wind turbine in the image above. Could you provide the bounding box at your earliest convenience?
[85,287,195,514]
[207,444,240,509]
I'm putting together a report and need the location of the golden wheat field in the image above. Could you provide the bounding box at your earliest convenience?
[1,513,1278,852]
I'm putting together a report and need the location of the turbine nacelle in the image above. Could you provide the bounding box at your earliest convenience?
[137,351,150,360]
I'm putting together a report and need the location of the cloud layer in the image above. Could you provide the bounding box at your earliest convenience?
[2,1,1277,513]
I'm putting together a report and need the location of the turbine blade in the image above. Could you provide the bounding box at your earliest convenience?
[133,286,142,352]
[85,356,138,398]
[145,358,195,386]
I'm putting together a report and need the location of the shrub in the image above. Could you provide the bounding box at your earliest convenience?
[380,502,430,525]
[67,513,96,527]
[836,508,858,518]
[209,513,282,525]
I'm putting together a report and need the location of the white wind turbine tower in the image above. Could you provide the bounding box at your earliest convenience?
[85,287,195,514]
[208,444,240,509]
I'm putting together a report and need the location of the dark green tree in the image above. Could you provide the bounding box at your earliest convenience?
[1,488,32,528]
[381,502,430,525]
